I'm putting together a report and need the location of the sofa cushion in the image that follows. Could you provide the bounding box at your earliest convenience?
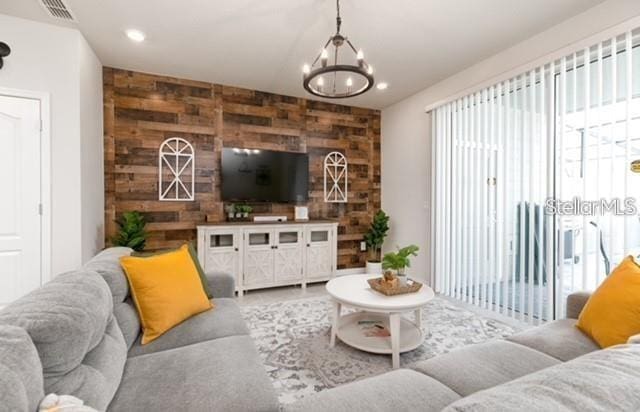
[507,318,599,361]
[127,298,249,357]
[0,325,44,412]
[120,245,213,344]
[45,317,126,409]
[84,247,133,303]
[442,344,640,412]
[576,255,640,348]
[113,299,141,350]
[108,335,279,412]
[0,271,127,410]
[410,340,560,396]
[284,369,460,412]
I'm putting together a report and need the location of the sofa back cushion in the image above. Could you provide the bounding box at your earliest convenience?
[84,247,133,303]
[0,271,127,410]
[443,344,640,411]
[0,325,44,411]
[85,247,141,349]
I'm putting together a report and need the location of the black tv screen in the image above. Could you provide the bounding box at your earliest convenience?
[221,148,309,203]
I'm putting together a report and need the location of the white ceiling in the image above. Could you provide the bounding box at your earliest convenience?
[0,0,605,109]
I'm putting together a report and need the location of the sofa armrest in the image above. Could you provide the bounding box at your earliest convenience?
[566,291,591,319]
[205,271,235,298]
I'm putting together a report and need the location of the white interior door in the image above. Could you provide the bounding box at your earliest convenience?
[0,95,42,305]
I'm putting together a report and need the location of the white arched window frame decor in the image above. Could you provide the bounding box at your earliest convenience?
[324,151,348,203]
[158,137,195,201]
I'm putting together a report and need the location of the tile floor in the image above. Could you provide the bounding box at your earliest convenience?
[235,282,329,306]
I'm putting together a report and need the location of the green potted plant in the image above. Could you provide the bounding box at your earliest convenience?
[238,204,253,219]
[112,211,147,252]
[382,245,419,284]
[363,210,390,275]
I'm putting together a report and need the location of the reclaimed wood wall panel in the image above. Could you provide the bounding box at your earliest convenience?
[104,67,380,269]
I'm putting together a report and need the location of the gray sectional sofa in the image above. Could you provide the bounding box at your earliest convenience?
[3,246,640,412]
[0,247,279,412]
[286,292,640,412]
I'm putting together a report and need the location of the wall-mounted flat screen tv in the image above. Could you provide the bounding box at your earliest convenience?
[221,148,309,203]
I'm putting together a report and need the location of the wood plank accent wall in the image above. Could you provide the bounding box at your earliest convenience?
[104,67,381,269]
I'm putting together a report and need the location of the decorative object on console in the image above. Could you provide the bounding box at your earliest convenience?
[324,151,348,203]
[364,210,389,274]
[295,206,309,221]
[112,211,147,252]
[253,216,288,222]
[0,42,10,70]
[158,137,195,201]
[302,0,374,98]
[382,245,420,285]
[226,204,253,222]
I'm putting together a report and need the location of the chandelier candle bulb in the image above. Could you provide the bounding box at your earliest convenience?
[302,64,310,75]
[357,49,364,66]
[346,77,353,89]
[321,48,329,67]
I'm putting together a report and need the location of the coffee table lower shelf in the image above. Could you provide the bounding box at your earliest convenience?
[335,311,423,355]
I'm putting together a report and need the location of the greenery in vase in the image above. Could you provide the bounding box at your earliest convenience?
[382,245,419,274]
[237,205,253,214]
[113,211,147,251]
[363,210,390,262]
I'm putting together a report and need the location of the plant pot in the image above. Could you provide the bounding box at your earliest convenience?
[396,273,408,286]
[242,212,249,219]
[235,212,242,219]
[227,212,234,220]
[366,261,382,275]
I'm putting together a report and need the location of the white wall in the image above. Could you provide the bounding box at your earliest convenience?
[381,0,640,285]
[79,35,105,263]
[0,14,103,275]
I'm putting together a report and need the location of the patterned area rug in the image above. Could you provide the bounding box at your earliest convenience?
[241,295,526,404]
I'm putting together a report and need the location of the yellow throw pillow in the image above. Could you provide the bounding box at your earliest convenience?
[120,244,213,344]
[576,255,640,348]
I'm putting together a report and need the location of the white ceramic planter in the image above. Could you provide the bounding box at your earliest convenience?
[366,261,382,275]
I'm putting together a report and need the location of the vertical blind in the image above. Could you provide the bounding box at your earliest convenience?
[431,28,640,324]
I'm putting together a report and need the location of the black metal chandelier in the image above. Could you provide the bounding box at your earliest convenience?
[302,0,374,99]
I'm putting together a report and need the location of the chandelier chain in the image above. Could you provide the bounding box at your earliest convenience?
[336,0,342,34]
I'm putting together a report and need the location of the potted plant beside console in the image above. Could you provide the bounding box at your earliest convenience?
[363,210,390,275]
[382,245,419,285]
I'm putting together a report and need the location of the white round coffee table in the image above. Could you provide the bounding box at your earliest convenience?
[326,274,434,369]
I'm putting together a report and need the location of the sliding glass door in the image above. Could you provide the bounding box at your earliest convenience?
[432,28,640,324]
[555,34,640,316]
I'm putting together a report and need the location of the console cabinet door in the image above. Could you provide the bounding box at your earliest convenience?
[274,227,303,282]
[202,229,240,280]
[305,226,334,281]
[243,229,275,286]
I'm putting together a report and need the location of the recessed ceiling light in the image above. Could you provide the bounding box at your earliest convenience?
[376,82,388,90]
[125,29,146,43]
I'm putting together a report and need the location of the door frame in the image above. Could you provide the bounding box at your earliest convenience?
[0,87,51,286]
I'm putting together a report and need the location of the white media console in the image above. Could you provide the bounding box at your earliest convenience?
[197,220,338,296]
